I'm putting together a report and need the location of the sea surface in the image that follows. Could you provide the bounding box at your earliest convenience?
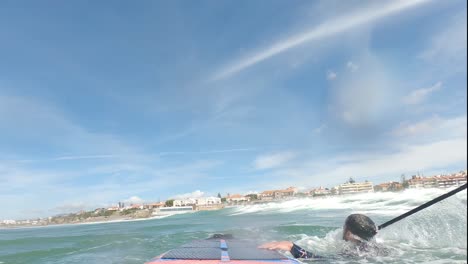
[1,188,466,264]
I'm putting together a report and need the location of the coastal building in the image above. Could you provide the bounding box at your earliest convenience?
[259,187,298,200]
[435,175,467,188]
[374,182,403,192]
[245,193,259,200]
[331,186,339,195]
[131,204,144,210]
[173,197,221,206]
[409,172,467,189]
[196,197,221,205]
[173,198,197,207]
[310,187,331,196]
[226,194,250,203]
[337,181,374,195]
[194,197,223,211]
[259,190,276,200]
[145,202,165,209]
[275,187,298,199]
[154,206,195,216]
[408,176,435,188]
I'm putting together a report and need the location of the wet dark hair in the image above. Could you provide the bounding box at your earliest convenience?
[344,214,377,241]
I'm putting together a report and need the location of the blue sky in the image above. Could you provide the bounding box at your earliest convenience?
[0,0,466,219]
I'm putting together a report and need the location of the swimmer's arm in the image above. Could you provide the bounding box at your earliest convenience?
[258,241,322,259]
[290,243,322,259]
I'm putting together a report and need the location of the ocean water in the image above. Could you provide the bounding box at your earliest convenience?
[0,188,466,264]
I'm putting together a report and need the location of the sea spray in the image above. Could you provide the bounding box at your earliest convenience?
[227,188,467,263]
[228,188,464,217]
[379,191,467,249]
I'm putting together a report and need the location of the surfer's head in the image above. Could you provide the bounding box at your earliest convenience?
[343,214,377,243]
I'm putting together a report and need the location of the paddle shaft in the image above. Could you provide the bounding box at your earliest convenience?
[378,183,467,230]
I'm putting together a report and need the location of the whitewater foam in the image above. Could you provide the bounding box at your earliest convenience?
[250,188,467,263]
[229,188,466,217]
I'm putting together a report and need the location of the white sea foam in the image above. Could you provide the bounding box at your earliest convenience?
[257,188,467,263]
[229,188,466,217]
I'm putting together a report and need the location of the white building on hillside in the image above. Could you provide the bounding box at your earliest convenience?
[173,197,221,206]
[196,197,221,205]
[311,187,331,196]
[337,181,374,195]
[173,198,197,207]
[226,194,250,203]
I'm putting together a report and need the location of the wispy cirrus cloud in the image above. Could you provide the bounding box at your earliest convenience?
[391,115,467,140]
[0,94,228,219]
[0,94,145,159]
[158,148,256,156]
[402,81,442,105]
[171,190,205,199]
[211,0,432,81]
[420,12,467,66]
[52,202,87,214]
[254,151,296,170]
[329,54,396,127]
[0,156,223,218]
[392,115,443,137]
[267,139,466,189]
[6,155,119,164]
[313,124,327,134]
[52,155,117,161]
[346,61,359,72]
[249,114,467,189]
[124,196,144,204]
[326,71,337,81]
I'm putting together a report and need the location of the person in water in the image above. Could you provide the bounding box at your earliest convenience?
[259,214,378,259]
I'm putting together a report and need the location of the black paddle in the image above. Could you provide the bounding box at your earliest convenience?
[378,183,467,230]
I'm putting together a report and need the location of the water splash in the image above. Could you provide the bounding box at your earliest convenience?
[230,188,467,263]
[228,188,466,217]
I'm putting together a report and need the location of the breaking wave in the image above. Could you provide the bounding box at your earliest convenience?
[227,188,467,263]
[229,188,466,217]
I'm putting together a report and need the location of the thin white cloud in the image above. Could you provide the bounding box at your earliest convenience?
[257,115,467,188]
[0,157,222,219]
[402,81,442,105]
[124,196,144,204]
[254,152,296,170]
[158,148,256,156]
[172,190,205,199]
[330,54,396,127]
[313,124,327,134]
[211,0,432,81]
[0,93,224,218]
[346,61,359,72]
[330,138,466,183]
[420,12,467,66]
[272,138,466,188]
[392,116,443,137]
[326,71,337,80]
[53,202,87,214]
[52,155,117,161]
[391,115,467,139]
[2,155,118,164]
[0,95,145,158]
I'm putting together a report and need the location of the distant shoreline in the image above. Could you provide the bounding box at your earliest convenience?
[2,185,463,230]
[0,214,172,230]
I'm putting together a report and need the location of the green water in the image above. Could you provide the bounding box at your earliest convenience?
[1,189,466,263]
